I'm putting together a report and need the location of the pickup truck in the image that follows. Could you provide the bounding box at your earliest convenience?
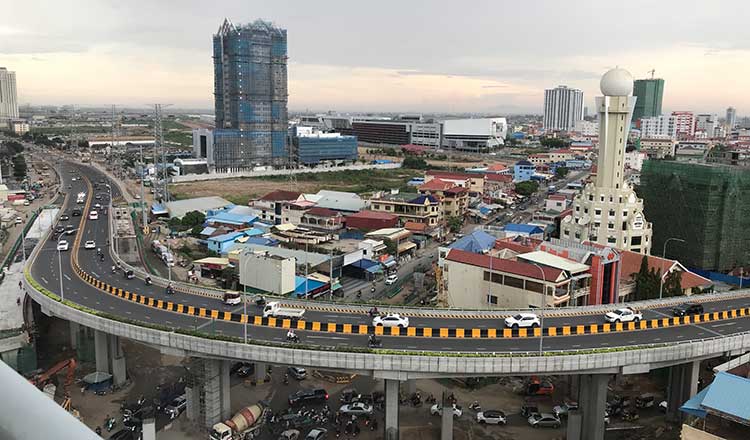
[262,302,305,319]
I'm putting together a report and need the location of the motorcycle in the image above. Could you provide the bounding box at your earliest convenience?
[255,296,267,307]
[367,308,379,318]
[286,334,300,344]
[367,337,382,348]
[426,394,436,404]
[145,277,152,286]
[105,416,116,432]
[469,401,481,412]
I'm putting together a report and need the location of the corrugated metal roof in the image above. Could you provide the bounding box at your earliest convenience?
[698,372,750,422]
[517,251,589,274]
[448,230,497,253]
[165,196,231,219]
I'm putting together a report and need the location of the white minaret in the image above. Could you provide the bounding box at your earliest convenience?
[560,68,653,255]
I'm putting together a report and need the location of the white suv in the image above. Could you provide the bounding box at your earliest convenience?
[504,313,540,329]
[604,307,642,323]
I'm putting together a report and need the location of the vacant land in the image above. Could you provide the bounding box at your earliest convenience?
[170,168,420,204]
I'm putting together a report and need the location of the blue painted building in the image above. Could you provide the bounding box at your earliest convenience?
[513,160,536,182]
[291,132,358,165]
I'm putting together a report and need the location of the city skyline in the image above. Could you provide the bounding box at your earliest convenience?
[2,0,748,114]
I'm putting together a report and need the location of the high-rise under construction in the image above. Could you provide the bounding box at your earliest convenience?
[212,18,288,171]
[640,159,750,272]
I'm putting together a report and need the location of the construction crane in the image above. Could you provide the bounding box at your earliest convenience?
[648,69,656,79]
[29,358,80,419]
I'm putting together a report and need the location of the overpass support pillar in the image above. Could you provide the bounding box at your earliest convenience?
[69,322,79,350]
[384,379,399,440]
[186,358,232,428]
[141,417,156,440]
[578,374,608,440]
[93,330,127,387]
[441,392,454,440]
[254,362,267,385]
[666,360,700,422]
[404,379,416,396]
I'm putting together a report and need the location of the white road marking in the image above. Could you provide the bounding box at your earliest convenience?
[711,322,737,328]
[41,277,48,284]
[145,316,151,320]
[307,336,350,341]
[165,321,173,325]
[125,311,132,315]
[91,271,99,277]
[599,342,610,346]
[64,275,71,281]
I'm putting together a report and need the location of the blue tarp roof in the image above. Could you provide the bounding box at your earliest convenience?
[449,230,496,253]
[243,237,278,247]
[207,211,258,226]
[504,223,544,235]
[680,372,750,422]
[208,231,244,243]
[294,276,325,296]
[151,203,168,215]
[351,259,382,273]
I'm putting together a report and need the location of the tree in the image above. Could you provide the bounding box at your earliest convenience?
[402,156,428,169]
[446,215,463,233]
[555,166,569,179]
[663,270,683,298]
[514,180,539,197]
[633,255,659,300]
[383,238,397,255]
[168,216,186,232]
[190,224,204,237]
[540,137,568,149]
[181,210,206,229]
[12,154,27,180]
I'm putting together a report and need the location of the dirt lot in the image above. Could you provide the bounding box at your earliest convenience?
[170,168,420,203]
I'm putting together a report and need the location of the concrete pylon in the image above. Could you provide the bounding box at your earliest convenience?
[666,360,700,422]
[579,374,608,440]
[185,358,232,429]
[254,362,267,385]
[441,392,454,440]
[94,330,109,373]
[384,379,399,440]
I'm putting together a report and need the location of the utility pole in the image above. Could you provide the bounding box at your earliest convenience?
[152,104,171,204]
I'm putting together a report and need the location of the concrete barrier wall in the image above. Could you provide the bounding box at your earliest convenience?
[24,275,750,377]
[171,163,402,183]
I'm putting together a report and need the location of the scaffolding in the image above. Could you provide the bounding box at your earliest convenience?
[640,160,750,271]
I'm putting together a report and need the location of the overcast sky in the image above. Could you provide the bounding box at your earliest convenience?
[2,0,748,114]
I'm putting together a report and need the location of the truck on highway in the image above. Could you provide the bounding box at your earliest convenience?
[76,192,86,204]
[262,302,305,319]
[209,404,266,440]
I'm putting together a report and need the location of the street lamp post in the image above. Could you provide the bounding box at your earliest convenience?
[659,238,686,299]
[530,263,547,355]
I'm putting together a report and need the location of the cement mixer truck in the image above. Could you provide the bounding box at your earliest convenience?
[209,403,266,440]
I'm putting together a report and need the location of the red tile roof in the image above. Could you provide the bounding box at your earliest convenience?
[485,174,512,183]
[619,251,711,290]
[419,178,455,191]
[548,194,567,201]
[487,163,508,171]
[259,190,301,202]
[305,207,339,217]
[404,221,427,232]
[346,210,398,220]
[446,249,563,282]
[494,237,538,254]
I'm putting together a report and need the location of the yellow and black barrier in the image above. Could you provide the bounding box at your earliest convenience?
[72,260,750,339]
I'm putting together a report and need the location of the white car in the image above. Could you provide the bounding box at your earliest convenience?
[476,410,507,425]
[56,240,69,251]
[89,211,98,220]
[84,240,96,249]
[94,203,102,210]
[385,274,399,285]
[338,402,373,416]
[431,403,462,418]
[372,313,409,328]
[604,307,642,323]
[504,313,540,329]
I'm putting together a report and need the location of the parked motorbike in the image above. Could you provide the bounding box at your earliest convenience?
[469,401,481,412]
[105,416,116,432]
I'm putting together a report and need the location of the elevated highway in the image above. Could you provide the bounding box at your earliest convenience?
[23,156,750,440]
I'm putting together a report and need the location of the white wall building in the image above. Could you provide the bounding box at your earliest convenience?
[624,151,647,171]
[7,120,28,135]
[192,128,215,167]
[695,113,718,138]
[543,85,584,131]
[441,118,507,152]
[574,120,599,137]
[561,68,653,254]
[0,68,18,122]
[238,250,296,295]
[639,115,677,139]
[672,111,695,139]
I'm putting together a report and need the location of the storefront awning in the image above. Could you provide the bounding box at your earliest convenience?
[398,242,417,253]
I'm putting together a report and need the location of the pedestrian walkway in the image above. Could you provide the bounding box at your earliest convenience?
[0,261,26,332]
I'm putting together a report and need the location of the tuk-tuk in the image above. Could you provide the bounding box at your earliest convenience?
[278,430,300,440]
[635,393,655,409]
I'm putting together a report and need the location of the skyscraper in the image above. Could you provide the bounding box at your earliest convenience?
[212,19,288,171]
[726,107,737,130]
[0,67,19,122]
[561,68,652,255]
[543,85,584,132]
[632,78,664,121]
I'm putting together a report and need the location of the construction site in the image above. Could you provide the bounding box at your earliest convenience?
[640,159,750,272]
